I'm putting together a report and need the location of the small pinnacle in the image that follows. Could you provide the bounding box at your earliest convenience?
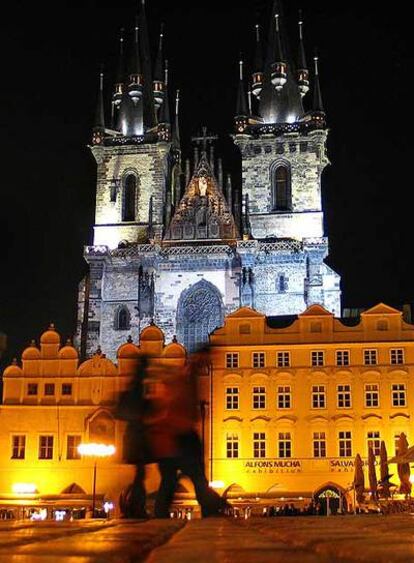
[12,358,18,365]
[172,335,178,343]
[30,339,36,347]
[127,335,133,343]
[66,338,72,346]
[96,346,102,355]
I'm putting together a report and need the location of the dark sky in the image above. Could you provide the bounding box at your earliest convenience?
[0,0,412,365]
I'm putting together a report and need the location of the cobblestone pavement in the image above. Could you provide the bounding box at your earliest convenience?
[1,515,414,562]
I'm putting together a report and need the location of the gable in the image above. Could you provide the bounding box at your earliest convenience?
[299,304,334,317]
[361,303,402,316]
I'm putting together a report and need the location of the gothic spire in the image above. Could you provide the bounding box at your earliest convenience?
[172,90,181,149]
[139,0,157,129]
[252,24,263,99]
[296,12,309,97]
[258,0,304,124]
[236,59,248,117]
[113,29,125,111]
[92,68,105,145]
[313,54,324,113]
[153,24,165,110]
[128,19,143,104]
[159,61,170,124]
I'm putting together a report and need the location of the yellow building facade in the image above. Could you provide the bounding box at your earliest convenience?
[1,303,414,517]
[0,323,186,518]
[208,303,414,506]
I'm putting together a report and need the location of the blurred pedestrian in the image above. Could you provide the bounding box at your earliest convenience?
[146,346,229,518]
[115,355,151,518]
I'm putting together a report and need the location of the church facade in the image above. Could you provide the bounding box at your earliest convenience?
[76,0,341,361]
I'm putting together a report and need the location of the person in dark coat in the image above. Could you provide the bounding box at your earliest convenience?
[146,347,229,518]
[115,355,150,518]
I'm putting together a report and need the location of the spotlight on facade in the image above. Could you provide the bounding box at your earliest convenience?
[209,480,225,489]
[12,483,37,494]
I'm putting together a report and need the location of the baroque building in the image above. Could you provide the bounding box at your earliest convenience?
[76,0,341,360]
[1,304,413,516]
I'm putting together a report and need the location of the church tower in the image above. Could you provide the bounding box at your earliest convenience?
[76,0,341,360]
[233,0,340,315]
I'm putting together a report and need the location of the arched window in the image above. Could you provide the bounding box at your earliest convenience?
[272,165,291,211]
[177,280,224,353]
[115,306,130,331]
[122,175,137,222]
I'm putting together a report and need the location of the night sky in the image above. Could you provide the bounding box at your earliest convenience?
[0,0,412,366]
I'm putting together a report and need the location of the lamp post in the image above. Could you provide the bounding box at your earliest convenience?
[78,443,116,517]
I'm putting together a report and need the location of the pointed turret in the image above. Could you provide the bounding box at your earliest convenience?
[139,0,157,130]
[153,25,165,110]
[252,24,263,98]
[297,12,309,97]
[128,20,143,104]
[235,59,249,134]
[271,12,287,91]
[92,68,105,145]
[172,90,181,149]
[158,61,171,141]
[242,193,252,239]
[113,29,125,110]
[312,55,324,113]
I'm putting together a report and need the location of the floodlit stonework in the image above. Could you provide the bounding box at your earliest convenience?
[74,1,341,360]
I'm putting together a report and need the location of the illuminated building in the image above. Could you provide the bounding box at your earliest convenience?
[76,0,340,360]
[0,324,186,517]
[207,303,414,508]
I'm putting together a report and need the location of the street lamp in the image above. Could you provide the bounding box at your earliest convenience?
[78,443,116,517]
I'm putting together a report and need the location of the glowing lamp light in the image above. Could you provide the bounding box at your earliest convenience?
[209,480,225,489]
[409,474,414,485]
[13,483,37,494]
[77,443,116,457]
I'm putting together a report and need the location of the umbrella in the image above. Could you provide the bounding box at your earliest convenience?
[379,441,391,498]
[354,454,365,505]
[368,446,378,501]
[396,433,411,497]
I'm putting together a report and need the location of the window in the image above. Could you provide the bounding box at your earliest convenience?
[365,384,379,408]
[252,387,266,410]
[278,432,292,458]
[338,431,352,457]
[226,434,239,459]
[364,349,377,365]
[392,384,407,407]
[226,353,239,369]
[38,436,54,460]
[11,435,26,460]
[310,322,322,333]
[377,320,388,331]
[62,383,72,396]
[313,432,326,458]
[115,306,130,331]
[253,432,266,458]
[336,350,350,367]
[367,431,381,456]
[122,174,137,221]
[273,165,290,211]
[44,383,55,396]
[252,352,265,368]
[225,387,239,410]
[312,385,326,409]
[277,386,291,409]
[277,274,288,293]
[276,351,290,368]
[337,385,352,408]
[67,435,81,460]
[311,351,324,367]
[390,349,404,365]
[27,383,38,396]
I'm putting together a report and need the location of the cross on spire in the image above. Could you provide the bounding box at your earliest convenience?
[192,127,218,154]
